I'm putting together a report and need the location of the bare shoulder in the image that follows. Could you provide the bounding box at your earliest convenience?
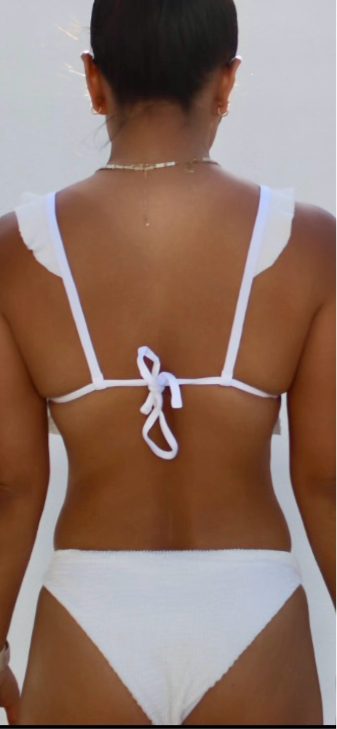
[225,172,335,302]
[291,200,336,303]
[0,210,31,309]
[0,209,18,239]
[0,209,23,262]
[293,199,336,253]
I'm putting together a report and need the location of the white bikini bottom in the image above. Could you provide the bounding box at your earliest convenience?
[42,547,303,725]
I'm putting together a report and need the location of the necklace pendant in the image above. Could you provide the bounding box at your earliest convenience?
[184,161,195,174]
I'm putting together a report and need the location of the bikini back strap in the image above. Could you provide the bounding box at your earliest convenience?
[45,192,105,387]
[221,185,272,381]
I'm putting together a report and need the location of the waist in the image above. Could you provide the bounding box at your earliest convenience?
[53,490,292,553]
[54,469,291,551]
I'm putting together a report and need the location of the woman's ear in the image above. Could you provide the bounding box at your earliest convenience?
[81,51,107,114]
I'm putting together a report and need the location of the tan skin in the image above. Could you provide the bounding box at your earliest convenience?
[0,52,335,725]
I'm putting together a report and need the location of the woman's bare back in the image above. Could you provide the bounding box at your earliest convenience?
[1,167,326,553]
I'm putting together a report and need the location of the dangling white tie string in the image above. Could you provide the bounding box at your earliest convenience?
[137,347,183,460]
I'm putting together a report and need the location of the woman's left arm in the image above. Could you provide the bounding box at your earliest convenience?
[0,308,50,654]
[0,214,50,724]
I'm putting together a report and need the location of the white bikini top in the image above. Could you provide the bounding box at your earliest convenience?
[14,184,295,459]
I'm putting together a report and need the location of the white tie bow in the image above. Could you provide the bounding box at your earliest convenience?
[137,346,183,459]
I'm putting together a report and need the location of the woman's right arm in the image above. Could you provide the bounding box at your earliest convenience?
[287,205,336,608]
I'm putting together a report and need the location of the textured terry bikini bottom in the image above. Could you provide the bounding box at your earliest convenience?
[42,548,303,726]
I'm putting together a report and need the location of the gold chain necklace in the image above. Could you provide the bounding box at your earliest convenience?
[97,157,220,227]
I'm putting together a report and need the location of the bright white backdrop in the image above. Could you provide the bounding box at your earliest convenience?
[0,0,335,725]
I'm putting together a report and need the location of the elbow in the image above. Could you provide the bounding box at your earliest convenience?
[291,475,337,500]
[0,473,50,512]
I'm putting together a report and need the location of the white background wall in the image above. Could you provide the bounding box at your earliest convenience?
[0,0,335,724]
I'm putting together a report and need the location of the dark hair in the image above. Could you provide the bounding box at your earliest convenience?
[90,0,238,117]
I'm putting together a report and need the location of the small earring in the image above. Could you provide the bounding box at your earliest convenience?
[91,103,103,115]
[218,102,231,118]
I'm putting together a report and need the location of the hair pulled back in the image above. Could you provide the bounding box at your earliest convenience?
[90,0,238,116]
